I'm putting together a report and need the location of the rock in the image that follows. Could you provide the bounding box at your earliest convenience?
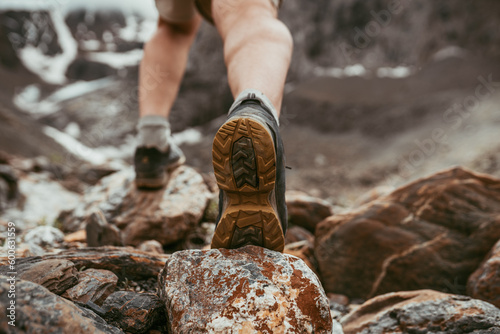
[286,190,333,233]
[24,226,65,249]
[315,167,500,299]
[137,240,164,254]
[159,245,337,333]
[284,238,318,275]
[66,57,116,81]
[0,278,124,334]
[468,239,500,308]
[64,269,118,306]
[355,185,395,206]
[16,259,79,295]
[327,293,351,323]
[58,166,211,247]
[182,222,215,250]
[64,229,87,243]
[341,289,500,334]
[86,210,123,247]
[102,291,164,334]
[0,164,20,213]
[285,225,315,245]
[1,246,169,281]
[327,293,349,307]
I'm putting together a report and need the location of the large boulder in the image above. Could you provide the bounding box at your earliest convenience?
[341,290,500,334]
[286,190,333,233]
[315,167,500,299]
[468,238,500,308]
[0,277,124,334]
[158,245,339,333]
[58,166,211,246]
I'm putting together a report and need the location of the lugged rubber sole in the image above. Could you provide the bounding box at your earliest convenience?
[211,117,285,252]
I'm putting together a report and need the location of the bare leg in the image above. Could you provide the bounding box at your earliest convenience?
[212,0,293,114]
[139,15,201,118]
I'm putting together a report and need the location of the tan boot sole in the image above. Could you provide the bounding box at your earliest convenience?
[211,117,285,252]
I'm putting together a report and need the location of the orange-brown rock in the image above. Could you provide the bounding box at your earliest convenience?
[102,291,164,334]
[64,269,118,306]
[286,190,333,233]
[158,246,339,333]
[0,278,124,333]
[14,259,79,295]
[58,166,211,246]
[285,225,315,245]
[467,238,500,308]
[315,167,500,299]
[341,290,500,334]
[3,246,169,281]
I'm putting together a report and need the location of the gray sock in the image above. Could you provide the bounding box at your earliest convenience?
[136,115,171,152]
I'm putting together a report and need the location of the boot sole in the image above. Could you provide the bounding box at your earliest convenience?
[211,117,285,252]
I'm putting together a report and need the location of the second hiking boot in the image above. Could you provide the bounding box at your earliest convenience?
[134,115,185,189]
[211,90,287,252]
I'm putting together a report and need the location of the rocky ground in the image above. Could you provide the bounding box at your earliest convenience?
[1,0,500,333]
[1,155,500,333]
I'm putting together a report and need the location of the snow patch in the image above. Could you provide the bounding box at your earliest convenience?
[14,78,114,116]
[314,64,368,78]
[2,172,80,229]
[86,49,144,69]
[314,64,412,79]
[376,66,412,78]
[43,126,135,165]
[172,128,203,146]
[16,7,78,85]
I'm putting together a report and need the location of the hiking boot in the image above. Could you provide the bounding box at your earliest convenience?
[134,143,185,189]
[211,90,287,252]
[134,116,185,189]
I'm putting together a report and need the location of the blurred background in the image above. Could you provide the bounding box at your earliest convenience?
[1,0,500,229]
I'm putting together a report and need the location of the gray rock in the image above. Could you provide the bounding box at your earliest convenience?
[0,277,124,334]
[137,240,164,254]
[64,269,118,306]
[17,259,79,295]
[0,164,20,213]
[159,245,338,333]
[59,166,211,247]
[86,210,123,247]
[24,225,65,248]
[341,289,500,334]
[102,291,164,334]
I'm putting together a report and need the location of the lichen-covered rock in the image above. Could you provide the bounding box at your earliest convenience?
[64,269,118,306]
[16,259,79,295]
[315,167,500,299]
[286,190,333,233]
[468,239,500,308]
[102,291,164,334]
[0,278,124,334]
[341,289,500,334]
[58,166,211,246]
[159,245,338,333]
